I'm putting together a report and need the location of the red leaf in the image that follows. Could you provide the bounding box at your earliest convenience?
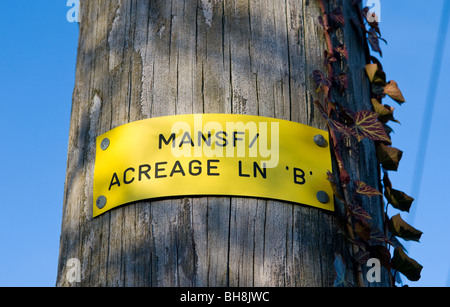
[334,44,349,60]
[362,7,381,35]
[339,168,351,185]
[368,226,393,246]
[330,119,353,137]
[330,7,345,27]
[355,181,382,197]
[335,73,349,93]
[324,50,338,66]
[355,250,371,265]
[339,106,355,126]
[348,203,372,223]
[313,101,354,137]
[318,15,327,31]
[313,70,332,95]
[368,28,382,56]
[351,110,391,144]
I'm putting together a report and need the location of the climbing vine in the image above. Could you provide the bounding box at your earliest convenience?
[313,0,423,286]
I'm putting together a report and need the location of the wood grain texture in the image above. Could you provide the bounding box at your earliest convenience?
[56,0,390,287]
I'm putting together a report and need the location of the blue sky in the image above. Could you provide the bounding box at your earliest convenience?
[0,1,448,287]
[0,1,77,286]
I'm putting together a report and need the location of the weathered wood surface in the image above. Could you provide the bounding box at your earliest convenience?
[57,0,388,287]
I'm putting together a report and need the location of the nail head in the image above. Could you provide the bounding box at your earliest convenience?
[314,135,328,148]
[317,191,330,204]
[96,196,107,209]
[101,138,110,150]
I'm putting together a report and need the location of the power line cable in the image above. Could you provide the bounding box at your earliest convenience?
[409,0,450,227]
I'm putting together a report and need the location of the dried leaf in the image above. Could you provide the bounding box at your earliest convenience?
[383,123,394,136]
[365,64,378,83]
[388,230,408,252]
[392,247,423,281]
[327,171,344,202]
[371,84,385,96]
[384,80,406,104]
[355,220,371,241]
[371,99,400,124]
[372,70,387,86]
[389,214,423,242]
[376,143,403,171]
[382,172,392,190]
[355,180,382,197]
[384,188,414,212]
[368,244,392,270]
[351,110,392,144]
[369,56,384,70]
[366,61,387,87]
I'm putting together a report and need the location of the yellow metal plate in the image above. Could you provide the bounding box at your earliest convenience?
[93,114,334,217]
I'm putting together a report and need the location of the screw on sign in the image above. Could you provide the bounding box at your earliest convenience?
[314,134,328,148]
[96,195,107,209]
[101,138,110,151]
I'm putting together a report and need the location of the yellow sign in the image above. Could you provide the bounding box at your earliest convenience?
[93,114,334,217]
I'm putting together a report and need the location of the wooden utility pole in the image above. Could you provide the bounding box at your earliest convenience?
[57,0,390,287]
